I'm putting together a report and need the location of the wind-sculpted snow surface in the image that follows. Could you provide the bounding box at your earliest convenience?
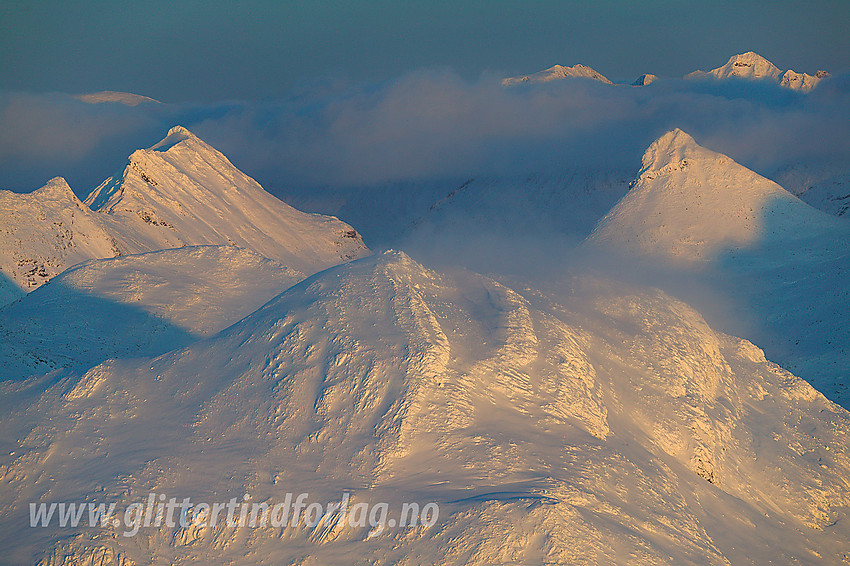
[2,252,849,565]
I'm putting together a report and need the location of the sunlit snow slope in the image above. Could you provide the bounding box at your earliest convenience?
[2,252,849,565]
[84,126,369,272]
[587,128,842,263]
[0,178,120,293]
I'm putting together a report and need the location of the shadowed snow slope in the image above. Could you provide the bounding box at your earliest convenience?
[632,73,658,86]
[83,126,369,272]
[0,246,304,381]
[2,252,849,565]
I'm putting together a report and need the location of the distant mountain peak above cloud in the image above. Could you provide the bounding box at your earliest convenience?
[502,63,613,86]
[704,51,782,81]
[687,52,829,92]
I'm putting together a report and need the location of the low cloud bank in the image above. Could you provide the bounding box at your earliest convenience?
[1,70,848,197]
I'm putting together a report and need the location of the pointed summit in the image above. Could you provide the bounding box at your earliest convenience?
[32,176,80,202]
[640,128,702,170]
[150,125,194,152]
[83,126,369,273]
[587,129,840,263]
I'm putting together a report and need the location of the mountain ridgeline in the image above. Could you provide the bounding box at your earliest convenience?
[0,126,369,304]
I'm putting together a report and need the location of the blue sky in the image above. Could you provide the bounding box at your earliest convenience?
[2,0,849,102]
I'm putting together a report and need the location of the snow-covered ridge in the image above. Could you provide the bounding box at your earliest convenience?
[502,52,828,92]
[502,63,613,86]
[0,126,370,304]
[83,125,369,273]
[0,245,305,381]
[687,52,829,92]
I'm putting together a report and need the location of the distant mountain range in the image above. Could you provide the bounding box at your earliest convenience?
[504,51,830,92]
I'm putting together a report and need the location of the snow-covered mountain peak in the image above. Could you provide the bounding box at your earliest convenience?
[30,176,81,203]
[632,73,658,86]
[686,52,828,91]
[0,179,119,296]
[150,124,195,152]
[707,52,782,81]
[7,245,850,563]
[502,63,613,86]
[587,129,841,263]
[640,128,702,170]
[83,125,369,271]
[780,68,830,92]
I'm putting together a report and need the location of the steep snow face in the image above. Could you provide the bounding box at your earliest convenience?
[74,91,161,106]
[0,246,304,381]
[586,129,841,264]
[502,64,613,86]
[84,126,370,273]
[3,252,850,565]
[632,73,658,86]
[686,52,828,92]
[0,177,120,301]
